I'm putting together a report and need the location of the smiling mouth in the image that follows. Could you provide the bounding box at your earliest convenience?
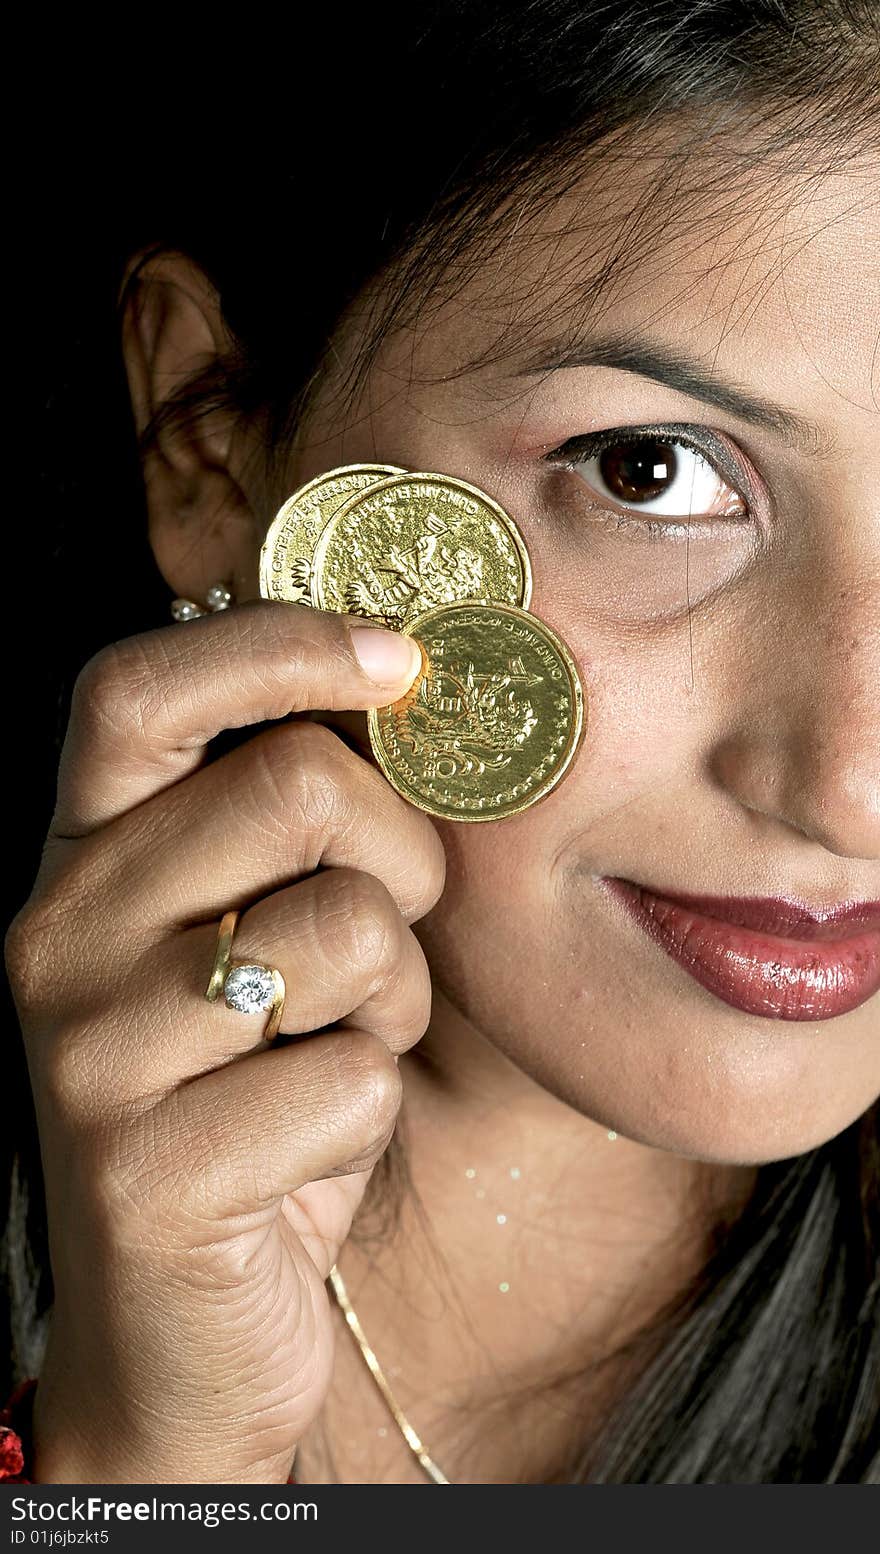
[601,878,880,1022]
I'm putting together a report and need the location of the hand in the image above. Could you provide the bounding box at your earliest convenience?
[5,600,446,1483]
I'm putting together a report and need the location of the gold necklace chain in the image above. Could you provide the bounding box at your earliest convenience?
[327,1263,451,1485]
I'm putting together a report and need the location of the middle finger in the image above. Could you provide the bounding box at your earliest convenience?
[91,716,447,938]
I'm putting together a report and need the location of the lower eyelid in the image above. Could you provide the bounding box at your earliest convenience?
[602,510,701,539]
[569,484,753,540]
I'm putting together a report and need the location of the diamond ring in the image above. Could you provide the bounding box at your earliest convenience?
[205,909,286,1043]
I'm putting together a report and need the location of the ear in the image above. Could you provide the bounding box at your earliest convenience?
[119,248,267,605]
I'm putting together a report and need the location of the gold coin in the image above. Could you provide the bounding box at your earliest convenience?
[258,464,405,605]
[367,601,584,821]
[312,472,532,628]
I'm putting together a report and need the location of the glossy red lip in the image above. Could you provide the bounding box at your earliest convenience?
[610,885,880,941]
[603,879,880,1022]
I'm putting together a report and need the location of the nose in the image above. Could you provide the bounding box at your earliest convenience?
[710,580,880,860]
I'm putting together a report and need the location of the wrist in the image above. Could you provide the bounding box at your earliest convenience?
[3,1378,296,1485]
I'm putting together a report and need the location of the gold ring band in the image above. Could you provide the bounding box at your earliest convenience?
[205,909,287,1043]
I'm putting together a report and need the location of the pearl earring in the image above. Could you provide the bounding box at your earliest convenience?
[170,583,235,621]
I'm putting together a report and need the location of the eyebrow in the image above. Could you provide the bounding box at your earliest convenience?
[515,329,837,458]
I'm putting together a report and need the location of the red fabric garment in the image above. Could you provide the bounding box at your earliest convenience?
[0,1377,296,1485]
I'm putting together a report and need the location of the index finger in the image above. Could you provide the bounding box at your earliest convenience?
[52,600,423,837]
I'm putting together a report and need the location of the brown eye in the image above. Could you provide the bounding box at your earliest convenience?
[599,438,678,503]
[567,433,747,521]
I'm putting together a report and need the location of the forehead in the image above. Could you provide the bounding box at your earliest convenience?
[356,141,879,415]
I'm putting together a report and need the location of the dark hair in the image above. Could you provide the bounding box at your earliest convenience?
[5,0,879,1483]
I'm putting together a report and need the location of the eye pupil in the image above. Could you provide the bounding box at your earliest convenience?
[599,439,677,502]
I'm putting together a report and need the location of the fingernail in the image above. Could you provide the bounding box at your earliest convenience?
[350,625,421,686]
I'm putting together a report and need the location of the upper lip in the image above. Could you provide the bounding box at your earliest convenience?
[609,881,880,941]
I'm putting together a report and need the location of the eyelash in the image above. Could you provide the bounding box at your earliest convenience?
[542,422,751,540]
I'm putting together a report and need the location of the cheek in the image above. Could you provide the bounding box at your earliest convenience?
[412,669,662,1029]
[414,817,565,1043]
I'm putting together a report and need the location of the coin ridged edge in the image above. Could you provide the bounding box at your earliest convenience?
[258,463,407,601]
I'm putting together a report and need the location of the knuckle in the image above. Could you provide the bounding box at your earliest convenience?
[26,1026,118,1152]
[356,770,446,920]
[342,1038,403,1153]
[355,926,433,1047]
[70,638,162,748]
[4,895,65,1013]
[386,951,434,1048]
[286,715,348,775]
[36,1017,107,1120]
[71,641,132,719]
[403,932,434,1037]
[330,869,400,977]
[4,903,40,990]
[251,719,346,835]
[418,824,448,914]
[4,849,121,1022]
[71,641,126,710]
[37,1037,82,1116]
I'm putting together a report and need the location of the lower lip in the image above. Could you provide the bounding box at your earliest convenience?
[604,879,880,1021]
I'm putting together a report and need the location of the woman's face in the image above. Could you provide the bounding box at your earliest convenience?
[237,149,880,1165]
